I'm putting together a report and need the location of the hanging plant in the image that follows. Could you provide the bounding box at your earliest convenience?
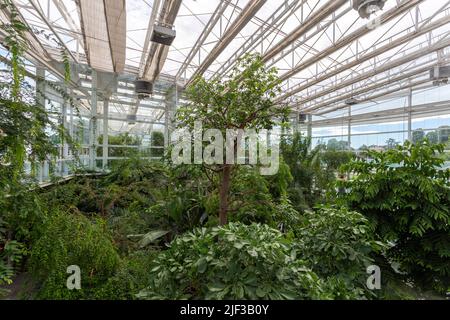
[1,0,28,101]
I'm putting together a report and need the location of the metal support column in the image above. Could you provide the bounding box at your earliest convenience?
[164,85,178,148]
[407,88,413,141]
[348,106,352,150]
[89,70,98,170]
[307,114,313,151]
[36,67,46,106]
[36,67,46,182]
[102,98,109,169]
[293,112,299,135]
[164,103,170,148]
[61,92,69,175]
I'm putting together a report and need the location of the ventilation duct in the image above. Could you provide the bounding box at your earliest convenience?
[345,98,359,106]
[430,66,450,86]
[151,24,176,46]
[134,80,153,96]
[352,0,386,19]
[127,114,137,125]
[298,113,307,123]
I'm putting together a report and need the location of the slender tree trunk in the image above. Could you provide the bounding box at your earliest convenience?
[219,165,232,225]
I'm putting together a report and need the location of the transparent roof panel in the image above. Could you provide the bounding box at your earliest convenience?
[3,0,450,118]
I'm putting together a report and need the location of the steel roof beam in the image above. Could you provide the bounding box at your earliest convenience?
[315,78,431,116]
[276,14,450,103]
[312,100,450,128]
[278,0,425,89]
[176,0,230,81]
[210,0,306,79]
[185,0,267,87]
[141,0,182,81]
[294,36,450,112]
[262,0,348,63]
[138,0,162,79]
[28,0,78,63]
[303,65,432,113]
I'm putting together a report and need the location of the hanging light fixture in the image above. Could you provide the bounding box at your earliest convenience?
[134,80,153,97]
[430,66,450,86]
[151,23,176,46]
[353,0,386,19]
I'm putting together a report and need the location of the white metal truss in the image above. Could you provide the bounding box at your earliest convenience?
[1,0,450,120]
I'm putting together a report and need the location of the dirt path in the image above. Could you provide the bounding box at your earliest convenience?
[0,273,35,300]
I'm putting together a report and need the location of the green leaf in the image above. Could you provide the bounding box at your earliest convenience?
[136,230,169,248]
[197,257,207,274]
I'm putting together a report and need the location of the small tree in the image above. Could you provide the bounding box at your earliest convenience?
[337,140,450,293]
[412,129,425,144]
[176,54,289,225]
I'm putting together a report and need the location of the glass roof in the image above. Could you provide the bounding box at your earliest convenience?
[2,0,450,117]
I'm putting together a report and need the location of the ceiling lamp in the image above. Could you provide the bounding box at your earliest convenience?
[430,66,450,86]
[353,0,386,19]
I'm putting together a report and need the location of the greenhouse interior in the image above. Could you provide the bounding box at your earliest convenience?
[0,0,449,302]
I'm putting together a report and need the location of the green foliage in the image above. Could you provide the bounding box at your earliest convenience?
[29,211,120,299]
[280,132,322,209]
[60,48,71,83]
[175,54,290,225]
[0,0,75,286]
[228,167,276,224]
[0,216,27,285]
[321,149,354,172]
[0,185,44,285]
[139,223,325,300]
[326,139,350,151]
[295,206,384,299]
[265,156,293,199]
[1,0,28,100]
[108,208,155,254]
[151,131,165,158]
[338,140,450,294]
[146,164,210,234]
[98,133,142,158]
[40,159,169,217]
[272,194,303,233]
[0,98,60,184]
[177,53,289,132]
[93,250,157,300]
[104,156,168,186]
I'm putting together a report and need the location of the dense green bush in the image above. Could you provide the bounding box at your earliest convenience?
[29,211,120,299]
[228,167,277,224]
[279,133,353,210]
[40,159,170,217]
[280,132,321,209]
[139,223,325,300]
[94,250,157,300]
[338,140,450,294]
[151,131,165,158]
[0,216,27,285]
[97,133,141,158]
[295,206,384,299]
